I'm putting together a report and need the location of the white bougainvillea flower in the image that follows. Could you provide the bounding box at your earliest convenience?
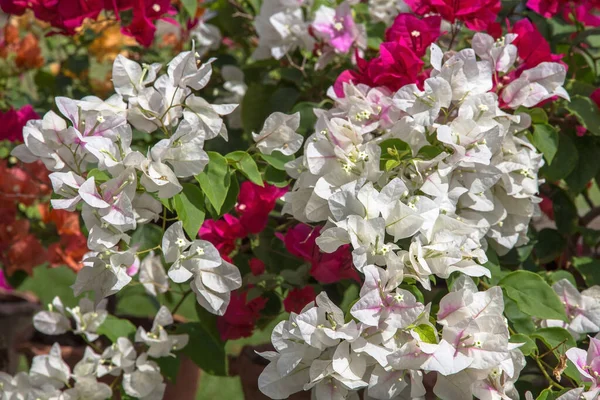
[33,296,72,336]
[66,298,108,342]
[60,376,112,400]
[502,62,569,109]
[123,353,166,400]
[49,171,85,211]
[471,33,518,73]
[135,306,189,357]
[139,251,169,297]
[252,112,303,156]
[71,250,134,302]
[112,55,162,98]
[183,95,237,140]
[167,48,214,90]
[97,337,137,377]
[29,343,71,390]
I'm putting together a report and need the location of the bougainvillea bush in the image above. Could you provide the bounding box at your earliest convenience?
[1,0,600,399]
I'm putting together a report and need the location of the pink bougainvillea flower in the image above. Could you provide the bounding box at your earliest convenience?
[334,42,423,96]
[283,286,317,314]
[591,88,600,108]
[312,1,360,53]
[526,0,561,17]
[236,182,287,235]
[406,0,501,31]
[217,290,267,340]
[199,214,245,257]
[385,13,442,56]
[510,19,563,70]
[527,0,600,27]
[249,258,266,276]
[277,224,359,284]
[0,105,39,142]
[0,0,28,15]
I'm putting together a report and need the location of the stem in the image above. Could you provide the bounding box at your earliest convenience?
[171,290,192,315]
[162,207,167,232]
[136,245,161,256]
[534,357,565,390]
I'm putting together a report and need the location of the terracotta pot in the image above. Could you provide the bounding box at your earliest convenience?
[0,289,40,373]
[164,355,201,400]
[230,344,310,400]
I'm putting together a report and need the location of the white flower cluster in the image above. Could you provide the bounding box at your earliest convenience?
[255,35,571,400]
[10,48,242,314]
[2,307,185,400]
[281,38,569,288]
[252,0,366,68]
[259,275,525,399]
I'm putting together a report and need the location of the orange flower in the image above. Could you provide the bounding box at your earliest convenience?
[47,233,88,272]
[4,234,47,276]
[88,24,137,62]
[15,34,44,69]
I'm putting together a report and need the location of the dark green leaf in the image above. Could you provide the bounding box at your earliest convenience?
[509,334,536,356]
[130,224,163,253]
[269,87,300,114]
[242,84,275,135]
[291,102,318,135]
[97,315,137,342]
[565,137,600,194]
[220,172,240,216]
[499,270,568,322]
[260,151,295,171]
[541,133,578,182]
[19,266,79,307]
[173,183,206,238]
[534,229,566,264]
[504,296,536,334]
[565,95,600,136]
[265,165,289,187]
[551,187,578,234]
[531,124,558,164]
[156,356,181,383]
[226,151,263,186]
[195,152,230,214]
[176,321,227,376]
[573,257,600,286]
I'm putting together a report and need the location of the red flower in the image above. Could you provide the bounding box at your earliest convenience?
[0,105,39,142]
[236,182,287,235]
[278,224,360,284]
[385,14,442,57]
[406,0,501,31]
[199,214,245,257]
[591,88,600,109]
[249,258,265,276]
[284,287,317,314]
[539,195,555,220]
[510,19,563,70]
[216,290,267,340]
[334,42,423,96]
[0,269,11,291]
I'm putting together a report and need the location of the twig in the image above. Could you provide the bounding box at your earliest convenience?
[171,290,192,315]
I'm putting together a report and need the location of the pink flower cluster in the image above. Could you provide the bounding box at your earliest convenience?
[0,105,39,142]
[0,0,175,46]
[527,0,600,27]
[334,13,441,96]
[406,0,501,31]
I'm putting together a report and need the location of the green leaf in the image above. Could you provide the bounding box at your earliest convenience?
[226,151,263,186]
[414,324,437,344]
[269,87,300,114]
[156,356,181,383]
[176,309,227,376]
[565,137,600,194]
[264,165,289,186]
[87,168,110,184]
[534,229,566,264]
[536,388,556,400]
[195,152,230,214]
[242,84,276,135]
[379,139,410,170]
[573,257,600,286]
[551,187,578,234]
[19,266,79,307]
[509,334,536,356]
[180,0,198,17]
[220,173,240,216]
[173,183,206,238]
[565,95,600,136]
[499,270,568,322]
[130,224,163,253]
[97,315,137,342]
[260,151,295,171]
[291,102,318,135]
[541,133,578,181]
[504,296,536,334]
[531,124,559,164]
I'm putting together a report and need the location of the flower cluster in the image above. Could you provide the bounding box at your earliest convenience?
[559,333,600,400]
[259,275,525,399]
[0,0,175,46]
[11,48,244,315]
[252,0,366,68]
[2,304,187,400]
